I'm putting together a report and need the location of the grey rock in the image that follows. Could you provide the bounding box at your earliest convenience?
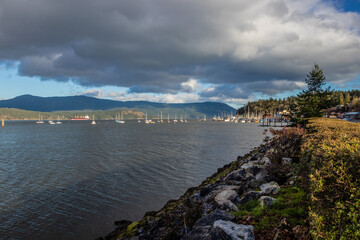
[241,161,257,170]
[202,203,215,215]
[258,156,271,165]
[224,169,246,181]
[260,181,280,194]
[239,191,262,205]
[282,157,292,165]
[255,169,270,182]
[259,196,277,208]
[208,185,239,199]
[183,226,222,240]
[200,185,212,197]
[194,209,234,227]
[215,190,239,211]
[250,154,259,161]
[213,220,255,240]
[247,179,262,189]
[246,166,262,176]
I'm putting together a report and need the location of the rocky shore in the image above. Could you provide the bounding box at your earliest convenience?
[100,138,308,240]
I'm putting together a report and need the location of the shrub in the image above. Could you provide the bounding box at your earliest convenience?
[264,126,306,164]
[302,118,360,239]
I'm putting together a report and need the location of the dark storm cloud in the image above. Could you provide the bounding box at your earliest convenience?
[1,0,360,97]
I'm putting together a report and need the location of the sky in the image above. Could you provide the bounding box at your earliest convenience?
[0,0,360,108]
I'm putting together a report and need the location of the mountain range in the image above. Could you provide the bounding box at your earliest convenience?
[0,95,235,118]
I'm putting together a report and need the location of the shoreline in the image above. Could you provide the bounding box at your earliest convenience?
[98,118,360,240]
[100,138,308,240]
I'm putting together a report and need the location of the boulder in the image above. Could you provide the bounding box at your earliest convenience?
[282,157,292,165]
[258,156,271,165]
[194,209,234,227]
[215,190,239,211]
[200,185,213,197]
[239,191,262,205]
[246,166,261,176]
[213,220,255,240]
[259,196,276,208]
[260,181,280,194]
[255,169,270,182]
[183,226,222,240]
[241,162,257,170]
[224,169,247,181]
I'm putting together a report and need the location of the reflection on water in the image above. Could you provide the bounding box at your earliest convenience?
[0,120,268,239]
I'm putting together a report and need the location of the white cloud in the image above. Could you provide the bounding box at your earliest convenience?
[180,78,202,93]
[101,91,200,104]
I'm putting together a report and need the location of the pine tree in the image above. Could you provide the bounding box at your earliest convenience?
[339,93,345,105]
[345,92,351,104]
[295,63,336,118]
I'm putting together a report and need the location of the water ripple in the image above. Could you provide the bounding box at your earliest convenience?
[0,120,269,239]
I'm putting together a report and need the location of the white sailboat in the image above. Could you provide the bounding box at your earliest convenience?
[167,113,170,123]
[91,115,96,125]
[160,111,164,123]
[173,114,177,123]
[145,112,150,124]
[116,112,125,123]
[56,115,62,124]
[36,114,44,124]
[120,112,125,124]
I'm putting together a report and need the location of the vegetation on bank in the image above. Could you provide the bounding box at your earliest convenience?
[302,118,360,239]
[230,118,360,239]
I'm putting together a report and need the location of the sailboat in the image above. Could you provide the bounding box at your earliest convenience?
[56,115,62,124]
[49,119,55,124]
[173,114,178,123]
[36,114,44,124]
[184,114,187,123]
[2,118,4,127]
[115,113,120,123]
[145,112,150,124]
[138,117,141,123]
[120,112,125,123]
[160,111,164,123]
[167,113,170,123]
[116,112,125,123]
[91,115,96,125]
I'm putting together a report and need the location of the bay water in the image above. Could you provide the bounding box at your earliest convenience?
[0,120,268,239]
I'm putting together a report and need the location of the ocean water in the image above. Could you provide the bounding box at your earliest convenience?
[0,120,268,239]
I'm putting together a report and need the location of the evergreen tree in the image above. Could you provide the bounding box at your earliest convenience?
[339,93,345,105]
[345,92,351,104]
[294,63,336,118]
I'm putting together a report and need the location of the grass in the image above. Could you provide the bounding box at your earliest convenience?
[232,187,309,231]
